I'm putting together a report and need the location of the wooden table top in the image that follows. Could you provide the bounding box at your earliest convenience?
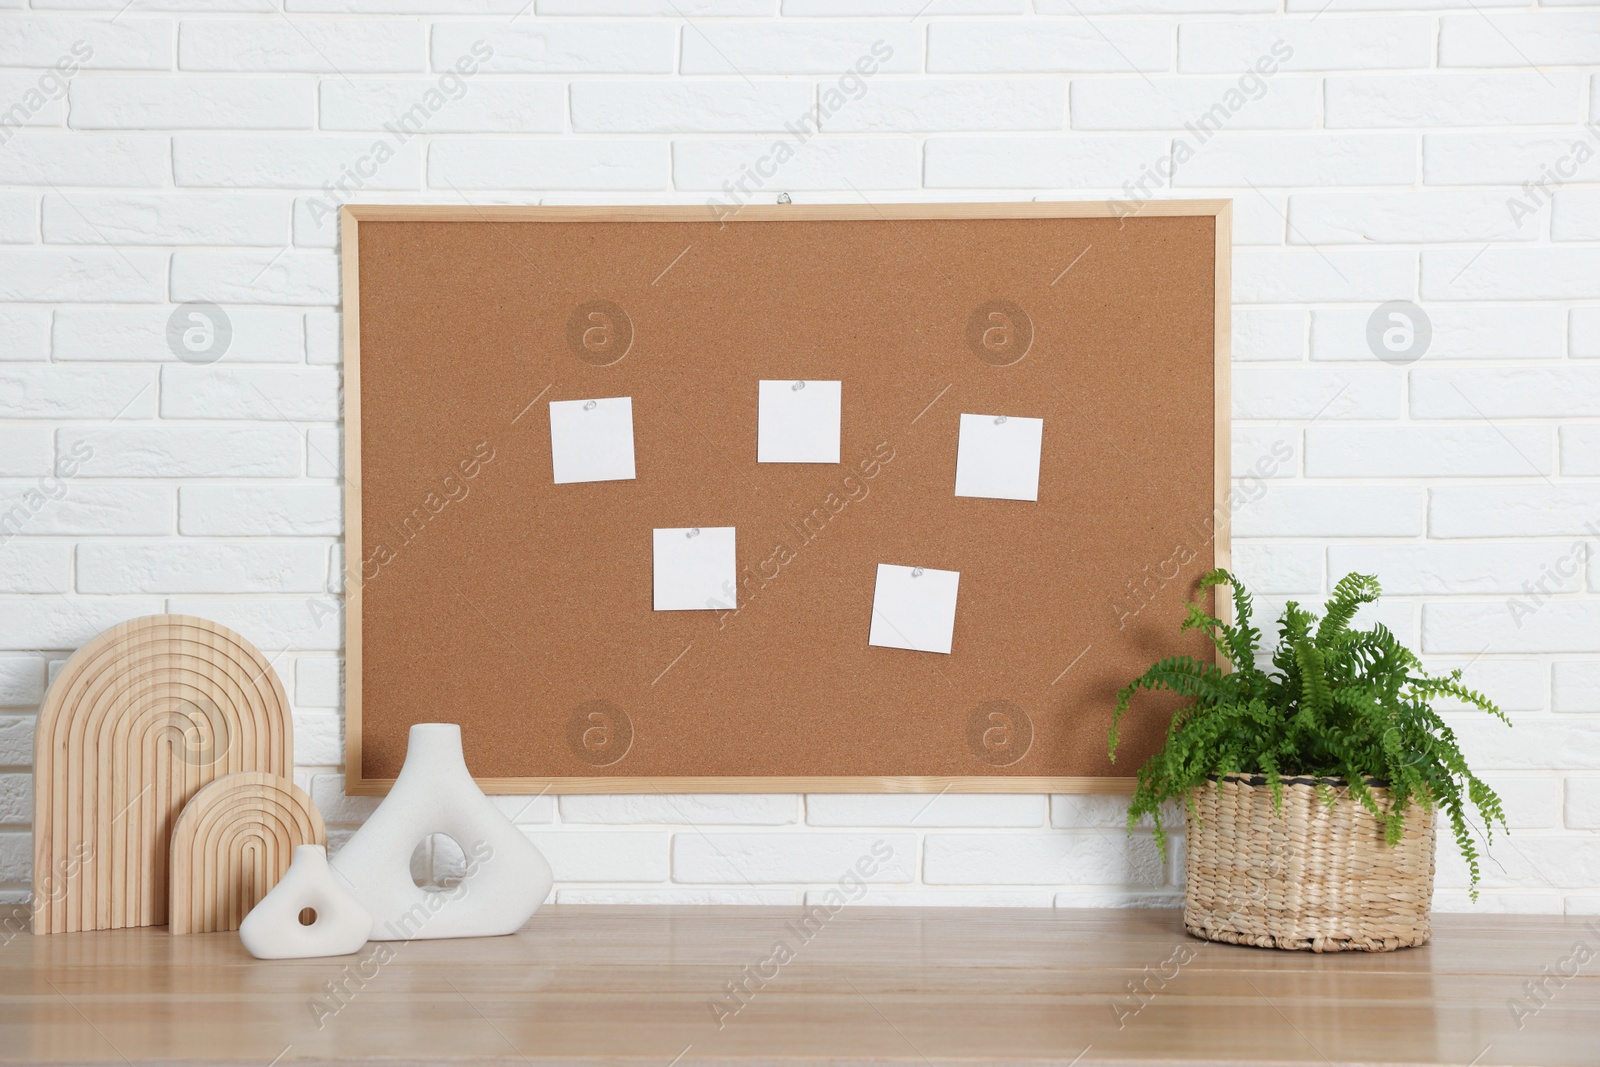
[1,904,1597,1066]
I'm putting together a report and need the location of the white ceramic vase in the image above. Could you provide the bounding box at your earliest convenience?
[329,723,553,941]
[239,845,373,959]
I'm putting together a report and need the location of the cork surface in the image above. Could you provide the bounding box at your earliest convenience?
[349,207,1221,786]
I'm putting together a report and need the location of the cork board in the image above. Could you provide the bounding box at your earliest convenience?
[342,202,1231,795]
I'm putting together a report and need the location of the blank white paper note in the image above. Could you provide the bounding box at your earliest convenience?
[549,397,636,484]
[653,526,737,611]
[757,379,842,464]
[953,413,1043,501]
[868,563,960,655]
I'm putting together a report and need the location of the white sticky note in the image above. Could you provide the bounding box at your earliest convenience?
[757,379,842,464]
[954,413,1043,501]
[550,397,635,485]
[868,563,960,655]
[653,527,737,611]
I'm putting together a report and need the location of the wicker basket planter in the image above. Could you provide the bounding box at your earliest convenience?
[1183,774,1436,953]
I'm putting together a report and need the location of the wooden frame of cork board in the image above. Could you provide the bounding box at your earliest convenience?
[341,200,1231,796]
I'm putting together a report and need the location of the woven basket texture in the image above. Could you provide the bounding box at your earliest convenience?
[1184,775,1436,953]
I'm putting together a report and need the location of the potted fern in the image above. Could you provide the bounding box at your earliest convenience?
[1109,570,1508,953]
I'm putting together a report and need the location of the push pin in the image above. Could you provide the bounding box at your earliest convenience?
[686,528,700,539]
[777,192,792,204]
[584,400,597,411]
[994,415,1007,425]
[911,567,924,578]
[792,380,806,391]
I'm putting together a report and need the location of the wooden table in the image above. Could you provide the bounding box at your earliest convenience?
[2,904,1597,1065]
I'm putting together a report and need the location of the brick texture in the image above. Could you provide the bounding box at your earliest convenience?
[0,7,1593,913]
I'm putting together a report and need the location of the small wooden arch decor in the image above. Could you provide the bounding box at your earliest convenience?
[169,772,326,935]
[32,615,292,934]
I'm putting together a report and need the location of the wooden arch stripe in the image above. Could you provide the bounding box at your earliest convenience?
[32,615,292,934]
[169,772,325,935]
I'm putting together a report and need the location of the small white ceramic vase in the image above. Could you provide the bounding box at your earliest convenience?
[329,723,553,941]
[239,845,373,959]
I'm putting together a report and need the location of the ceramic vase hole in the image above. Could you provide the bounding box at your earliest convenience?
[240,845,374,959]
[326,723,554,940]
[410,832,468,892]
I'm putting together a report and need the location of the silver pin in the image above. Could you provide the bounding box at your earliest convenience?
[584,400,597,411]
[911,567,924,578]
[994,415,1007,425]
[792,380,805,391]
[686,528,700,539]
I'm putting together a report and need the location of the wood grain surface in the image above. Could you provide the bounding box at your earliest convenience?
[31,615,293,934]
[168,773,326,935]
[1,905,1593,1065]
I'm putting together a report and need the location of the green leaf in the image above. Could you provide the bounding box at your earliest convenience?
[1107,568,1510,897]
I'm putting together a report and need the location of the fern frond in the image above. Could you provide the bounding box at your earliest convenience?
[1317,572,1380,647]
[1107,568,1510,898]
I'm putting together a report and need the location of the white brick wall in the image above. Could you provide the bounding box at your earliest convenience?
[1,5,1597,915]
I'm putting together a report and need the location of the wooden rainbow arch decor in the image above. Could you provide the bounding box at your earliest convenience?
[32,615,292,934]
[168,772,326,935]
